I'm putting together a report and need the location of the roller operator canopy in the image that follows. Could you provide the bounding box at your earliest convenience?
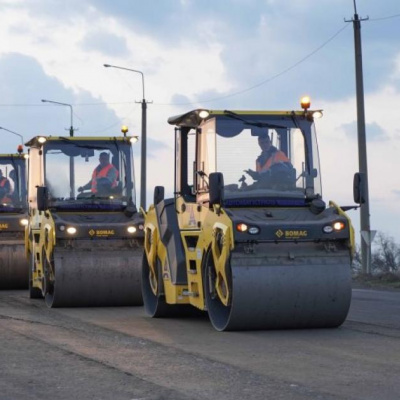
[25,136,134,148]
[167,109,323,137]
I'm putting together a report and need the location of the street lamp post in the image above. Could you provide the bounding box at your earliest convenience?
[104,63,148,210]
[41,99,75,137]
[0,127,24,147]
[41,99,75,197]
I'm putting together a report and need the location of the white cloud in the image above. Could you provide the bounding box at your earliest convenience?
[0,0,399,241]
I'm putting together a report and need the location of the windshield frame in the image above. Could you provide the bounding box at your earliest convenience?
[42,139,136,211]
[195,113,322,205]
[0,155,27,212]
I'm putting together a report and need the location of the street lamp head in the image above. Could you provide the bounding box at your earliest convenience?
[0,126,24,146]
[103,63,145,100]
[103,62,147,208]
[41,99,74,137]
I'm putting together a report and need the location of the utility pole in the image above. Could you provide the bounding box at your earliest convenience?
[347,0,373,274]
[138,97,147,209]
[104,64,151,210]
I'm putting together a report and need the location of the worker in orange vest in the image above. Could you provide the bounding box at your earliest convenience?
[245,133,291,181]
[0,169,12,203]
[78,152,119,195]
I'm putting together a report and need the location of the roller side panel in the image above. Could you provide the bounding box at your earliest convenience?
[155,199,187,285]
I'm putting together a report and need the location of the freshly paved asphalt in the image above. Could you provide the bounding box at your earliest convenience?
[0,287,399,400]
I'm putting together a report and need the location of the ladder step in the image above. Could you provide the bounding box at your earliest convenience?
[182,290,199,297]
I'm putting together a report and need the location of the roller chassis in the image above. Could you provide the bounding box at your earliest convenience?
[0,152,28,289]
[142,108,355,331]
[143,197,353,330]
[25,135,144,307]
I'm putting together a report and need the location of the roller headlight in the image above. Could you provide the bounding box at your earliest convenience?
[313,110,323,119]
[19,218,29,226]
[236,223,248,232]
[323,221,345,234]
[236,223,260,235]
[333,221,345,231]
[66,226,77,235]
[198,110,210,119]
[127,226,137,234]
[130,136,139,144]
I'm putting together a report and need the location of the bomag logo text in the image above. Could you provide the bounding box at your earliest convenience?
[275,229,308,238]
[0,223,9,230]
[89,229,115,236]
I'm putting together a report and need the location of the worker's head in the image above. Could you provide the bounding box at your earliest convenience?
[258,133,271,152]
[99,152,110,167]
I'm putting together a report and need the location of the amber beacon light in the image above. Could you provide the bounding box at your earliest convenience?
[300,96,311,110]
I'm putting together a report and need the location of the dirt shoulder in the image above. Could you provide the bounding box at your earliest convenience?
[352,273,400,291]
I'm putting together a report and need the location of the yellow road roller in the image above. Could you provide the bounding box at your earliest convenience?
[26,134,143,307]
[0,151,29,289]
[142,102,356,331]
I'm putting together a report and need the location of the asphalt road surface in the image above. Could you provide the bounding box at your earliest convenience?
[0,287,399,400]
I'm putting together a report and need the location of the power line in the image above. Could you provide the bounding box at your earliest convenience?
[154,23,351,106]
[369,12,400,21]
[88,104,140,134]
[0,24,351,109]
[0,101,134,107]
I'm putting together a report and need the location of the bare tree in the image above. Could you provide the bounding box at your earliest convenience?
[371,233,400,273]
[352,245,362,273]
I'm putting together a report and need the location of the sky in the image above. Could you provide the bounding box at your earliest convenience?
[0,0,399,243]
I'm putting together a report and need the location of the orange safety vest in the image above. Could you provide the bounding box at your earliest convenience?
[0,178,11,203]
[91,164,119,193]
[0,177,8,188]
[256,150,289,173]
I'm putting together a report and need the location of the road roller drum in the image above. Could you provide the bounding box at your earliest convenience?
[0,242,28,289]
[44,247,143,307]
[204,244,352,331]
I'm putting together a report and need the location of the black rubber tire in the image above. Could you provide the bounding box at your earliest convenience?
[141,254,201,318]
[141,254,172,317]
[203,250,232,331]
